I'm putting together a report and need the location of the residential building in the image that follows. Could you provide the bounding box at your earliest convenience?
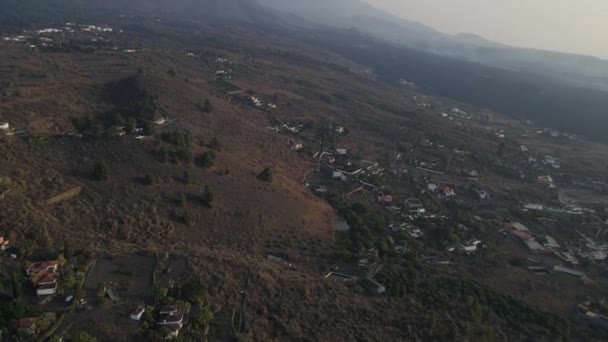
[0,122,9,130]
[27,260,60,296]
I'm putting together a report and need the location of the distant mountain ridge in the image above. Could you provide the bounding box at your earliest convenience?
[256,0,608,91]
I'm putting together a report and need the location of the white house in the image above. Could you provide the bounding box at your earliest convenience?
[0,122,9,130]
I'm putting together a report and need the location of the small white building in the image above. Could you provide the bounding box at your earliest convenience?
[153,117,167,125]
[130,306,145,321]
[459,240,482,254]
[0,122,9,130]
[511,222,530,232]
[544,236,560,249]
[290,142,304,151]
[524,203,544,211]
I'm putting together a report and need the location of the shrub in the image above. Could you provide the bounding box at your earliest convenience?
[177,147,194,164]
[157,145,169,163]
[199,151,216,168]
[202,99,213,113]
[141,120,155,135]
[182,210,193,225]
[207,137,220,150]
[167,69,177,77]
[202,185,214,208]
[257,167,273,183]
[94,161,109,181]
[143,173,156,186]
[0,177,10,193]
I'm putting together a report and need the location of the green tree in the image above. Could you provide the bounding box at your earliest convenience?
[63,241,72,260]
[167,69,177,77]
[57,253,67,267]
[183,171,191,184]
[61,271,76,290]
[142,120,155,136]
[180,193,188,207]
[12,272,23,298]
[177,147,194,164]
[126,118,137,134]
[257,167,273,182]
[94,161,109,181]
[0,177,9,193]
[96,283,106,306]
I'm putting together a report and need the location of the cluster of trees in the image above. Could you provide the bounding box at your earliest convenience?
[375,263,421,297]
[324,192,396,256]
[414,277,573,341]
[0,272,29,333]
[160,131,194,164]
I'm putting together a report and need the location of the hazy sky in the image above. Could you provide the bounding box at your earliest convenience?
[366,0,608,59]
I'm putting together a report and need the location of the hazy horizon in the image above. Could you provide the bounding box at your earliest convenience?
[365,0,608,59]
